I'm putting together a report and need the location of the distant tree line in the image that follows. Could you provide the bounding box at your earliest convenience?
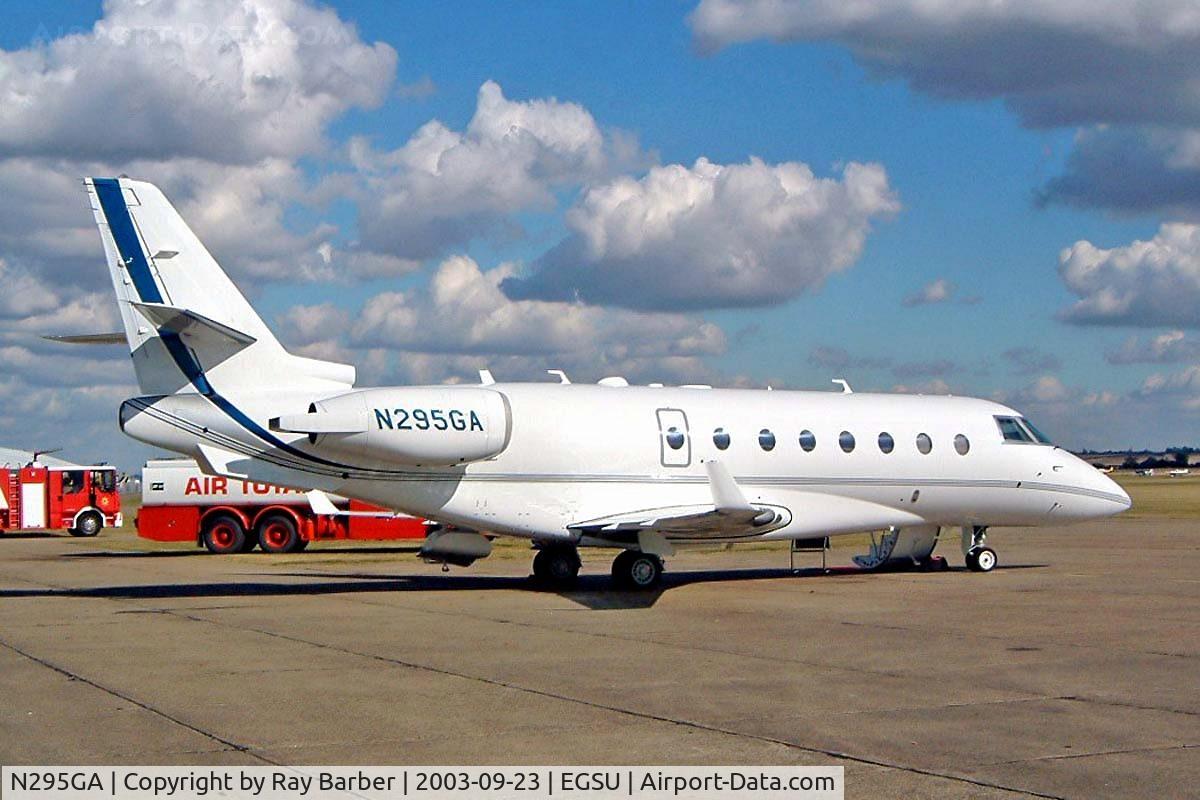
[1077,447,1196,470]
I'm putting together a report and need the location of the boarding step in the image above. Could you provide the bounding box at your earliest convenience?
[852,525,943,570]
[790,536,830,572]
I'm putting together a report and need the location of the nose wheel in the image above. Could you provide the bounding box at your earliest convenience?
[966,546,997,572]
[962,526,997,572]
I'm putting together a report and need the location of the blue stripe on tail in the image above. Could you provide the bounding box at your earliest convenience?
[93,177,358,473]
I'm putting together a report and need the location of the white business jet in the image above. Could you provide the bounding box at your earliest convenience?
[84,177,1130,588]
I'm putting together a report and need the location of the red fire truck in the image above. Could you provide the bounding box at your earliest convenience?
[0,462,122,537]
[137,459,426,554]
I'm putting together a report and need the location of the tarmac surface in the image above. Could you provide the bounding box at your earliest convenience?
[0,520,1197,799]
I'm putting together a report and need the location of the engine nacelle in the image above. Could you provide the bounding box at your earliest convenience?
[272,387,512,466]
[419,530,493,567]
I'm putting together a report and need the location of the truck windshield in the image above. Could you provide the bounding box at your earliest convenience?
[92,470,116,492]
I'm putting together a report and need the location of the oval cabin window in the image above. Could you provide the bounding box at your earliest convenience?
[839,431,856,453]
[713,428,730,450]
[916,433,933,454]
[878,432,895,453]
[666,427,685,450]
[954,434,970,455]
[759,429,776,451]
[799,430,816,452]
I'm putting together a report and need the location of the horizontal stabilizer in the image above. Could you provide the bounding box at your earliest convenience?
[131,302,257,346]
[305,489,400,519]
[42,333,127,345]
[306,490,341,516]
[194,443,339,493]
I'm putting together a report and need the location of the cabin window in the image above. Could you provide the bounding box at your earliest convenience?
[665,427,685,450]
[995,416,1034,443]
[916,432,933,454]
[878,432,894,453]
[954,434,970,455]
[713,428,730,450]
[759,429,776,451]
[839,431,856,453]
[799,430,816,452]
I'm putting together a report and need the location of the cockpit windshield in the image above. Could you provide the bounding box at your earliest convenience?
[1019,417,1053,444]
[995,416,1054,445]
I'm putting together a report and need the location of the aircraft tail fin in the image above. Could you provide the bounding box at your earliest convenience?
[85,177,355,396]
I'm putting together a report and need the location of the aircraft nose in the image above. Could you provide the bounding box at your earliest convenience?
[1064,455,1131,517]
[1096,471,1132,510]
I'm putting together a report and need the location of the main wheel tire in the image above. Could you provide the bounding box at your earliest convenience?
[201,513,247,554]
[257,514,301,554]
[966,546,998,572]
[612,550,663,589]
[68,510,103,538]
[532,547,581,587]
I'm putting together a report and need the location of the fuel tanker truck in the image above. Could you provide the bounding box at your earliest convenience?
[137,458,426,554]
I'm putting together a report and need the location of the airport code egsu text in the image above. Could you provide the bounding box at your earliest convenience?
[374,407,484,432]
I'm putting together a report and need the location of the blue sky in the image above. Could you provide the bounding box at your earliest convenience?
[0,0,1198,468]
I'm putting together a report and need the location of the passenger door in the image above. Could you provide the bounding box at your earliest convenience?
[656,408,691,468]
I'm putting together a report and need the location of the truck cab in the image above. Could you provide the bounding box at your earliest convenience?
[0,464,122,536]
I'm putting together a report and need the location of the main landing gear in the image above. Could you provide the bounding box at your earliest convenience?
[529,545,666,590]
[531,545,581,587]
[962,526,998,573]
[611,549,663,590]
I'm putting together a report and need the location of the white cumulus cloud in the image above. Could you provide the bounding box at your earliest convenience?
[691,1,1200,217]
[1059,223,1200,327]
[690,0,1200,128]
[902,278,954,307]
[274,255,729,387]
[503,157,898,310]
[1107,330,1200,364]
[0,0,397,163]
[347,81,642,262]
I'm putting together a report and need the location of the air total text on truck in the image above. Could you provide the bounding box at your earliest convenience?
[138,458,426,553]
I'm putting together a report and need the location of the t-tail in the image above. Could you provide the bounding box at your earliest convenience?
[85,177,355,397]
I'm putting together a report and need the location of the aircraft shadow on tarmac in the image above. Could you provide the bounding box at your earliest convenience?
[0,563,1047,610]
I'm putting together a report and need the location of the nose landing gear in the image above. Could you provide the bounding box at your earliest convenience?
[962,526,998,572]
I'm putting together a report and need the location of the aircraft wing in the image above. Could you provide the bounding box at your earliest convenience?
[569,462,926,542]
[569,461,788,541]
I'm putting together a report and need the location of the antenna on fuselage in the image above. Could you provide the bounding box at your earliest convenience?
[547,369,571,384]
[832,378,853,394]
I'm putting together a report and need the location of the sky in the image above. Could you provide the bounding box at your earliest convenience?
[1,0,1198,470]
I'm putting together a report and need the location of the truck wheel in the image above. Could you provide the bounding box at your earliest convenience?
[257,514,301,554]
[69,511,103,538]
[201,513,246,554]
